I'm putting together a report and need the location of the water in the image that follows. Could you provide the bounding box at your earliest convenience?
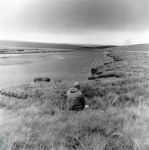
[0,50,111,89]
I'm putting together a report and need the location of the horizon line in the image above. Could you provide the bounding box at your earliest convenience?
[0,38,149,47]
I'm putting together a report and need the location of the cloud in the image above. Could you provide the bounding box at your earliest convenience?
[15,0,149,34]
[0,0,149,44]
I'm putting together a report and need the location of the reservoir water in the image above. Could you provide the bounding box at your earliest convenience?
[0,50,111,89]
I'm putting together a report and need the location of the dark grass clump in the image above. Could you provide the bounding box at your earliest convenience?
[98,71,125,78]
[91,64,115,76]
[34,77,50,82]
[88,76,98,80]
[106,51,123,62]
[0,90,28,99]
[113,55,123,61]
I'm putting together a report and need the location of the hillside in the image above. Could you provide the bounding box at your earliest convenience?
[0,40,82,49]
[0,40,149,54]
[0,50,149,149]
[0,40,118,54]
[115,43,149,52]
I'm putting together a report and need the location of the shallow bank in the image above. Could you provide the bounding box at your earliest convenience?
[0,51,149,149]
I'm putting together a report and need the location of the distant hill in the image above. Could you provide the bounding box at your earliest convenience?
[0,40,118,50]
[119,44,149,52]
[0,40,148,52]
[91,43,149,52]
[81,45,117,49]
[0,40,82,49]
[82,44,149,51]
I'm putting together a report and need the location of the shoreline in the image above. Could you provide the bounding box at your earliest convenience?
[0,50,148,90]
[1,50,149,149]
[0,48,78,54]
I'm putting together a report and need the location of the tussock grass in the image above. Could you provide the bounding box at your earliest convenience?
[34,77,50,82]
[97,71,126,78]
[106,51,123,62]
[1,51,149,149]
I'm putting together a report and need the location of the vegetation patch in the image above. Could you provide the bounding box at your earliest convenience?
[1,51,149,149]
[34,77,50,82]
[0,90,28,99]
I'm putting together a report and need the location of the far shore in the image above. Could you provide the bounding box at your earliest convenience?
[0,48,79,54]
[1,46,149,55]
[0,47,115,54]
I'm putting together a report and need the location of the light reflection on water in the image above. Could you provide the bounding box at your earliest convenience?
[0,51,111,89]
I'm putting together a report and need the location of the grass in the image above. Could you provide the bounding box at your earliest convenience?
[1,51,149,149]
[34,77,51,82]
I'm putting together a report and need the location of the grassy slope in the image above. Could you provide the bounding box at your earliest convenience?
[1,51,149,149]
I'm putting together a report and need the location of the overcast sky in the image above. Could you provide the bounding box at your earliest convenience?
[0,0,149,45]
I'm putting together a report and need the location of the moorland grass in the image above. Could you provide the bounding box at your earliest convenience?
[0,52,149,149]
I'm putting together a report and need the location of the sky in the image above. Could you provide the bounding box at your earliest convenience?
[0,0,149,45]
